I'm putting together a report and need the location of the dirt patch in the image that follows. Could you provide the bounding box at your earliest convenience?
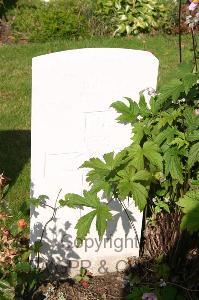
[32,272,129,300]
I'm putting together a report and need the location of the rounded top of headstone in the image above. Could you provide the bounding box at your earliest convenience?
[33,48,158,64]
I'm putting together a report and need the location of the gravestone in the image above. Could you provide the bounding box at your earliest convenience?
[31,48,159,275]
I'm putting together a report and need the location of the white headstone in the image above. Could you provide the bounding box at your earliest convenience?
[31,48,159,275]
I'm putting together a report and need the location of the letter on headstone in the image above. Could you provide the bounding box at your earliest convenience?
[31,48,159,275]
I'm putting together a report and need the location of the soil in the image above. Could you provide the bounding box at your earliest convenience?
[32,272,129,300]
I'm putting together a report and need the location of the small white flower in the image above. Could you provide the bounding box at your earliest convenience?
[160,278,167,287]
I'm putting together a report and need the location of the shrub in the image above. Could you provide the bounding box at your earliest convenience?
[60,65,199,243]
[96,0,178,35]
[9,0,98,42]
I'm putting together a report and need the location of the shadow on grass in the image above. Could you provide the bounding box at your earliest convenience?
[0,130,30,186]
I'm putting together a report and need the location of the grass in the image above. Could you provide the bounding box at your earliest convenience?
[0,34,194,215]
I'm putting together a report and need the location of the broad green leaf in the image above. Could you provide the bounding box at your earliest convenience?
[187,130,199,142]
[153,127,176,146]
[60,192,99,209]
[155,200,170,213]
[118,178,147,211]
[15,262,32,273]
[80,157,111,171]
[143,141,163,170]
[103,152,114,167]
[188,142,199,169]
[96,204,112,239]
[90,179,112,199]
[132,123,144,144]
[110,101,129,114]
[111,98,139,124]
[75,210,97,245]
[177,190,199,232]
[156,110,181,129]
[182,73,198,94]
[128,144,144,170]
[132,170,151,181]
[139,93,150,117]
[164,148,183,183]
[184,107,199,131]
[159,79,184,103]
[130,182,148,211]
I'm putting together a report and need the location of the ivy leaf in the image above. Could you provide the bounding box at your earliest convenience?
[96,204,112,239]
[111,98,139,124]
[187,142,199,169]
[177,190,199,233]
[164,148,183,183]
[75,211,97,245]
[143,141,163,170]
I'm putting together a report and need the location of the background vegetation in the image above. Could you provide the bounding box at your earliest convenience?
[0,0,181,42]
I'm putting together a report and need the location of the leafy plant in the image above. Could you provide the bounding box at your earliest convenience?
[73,267,93,288]
[9,0,96,42]
[96,0,177,36]
[60,65,199,244]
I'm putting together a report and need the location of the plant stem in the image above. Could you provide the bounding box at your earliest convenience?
[117,198,140,246]
[178,0,182,63]
[191,28,198,72]
[36,189,62,269]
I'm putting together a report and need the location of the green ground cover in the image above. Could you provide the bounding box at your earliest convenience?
[0,35,193,216]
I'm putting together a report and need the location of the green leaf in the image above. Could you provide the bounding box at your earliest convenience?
[75,211,97,245]
[139,93,150,117]
[80,157,111,171]
[155,200,170,213]
[128,144,144,170]
[164,148,184,183]
[60,192,99,209]
[187,130,199,142]
[15,262,32,273]
[143,141,163,170]
[188,142,199,169]
[96,204,112,239]
[184,107,199,131]
[153,127,176,146]
[130,182,148,211]
[177,190,199,232]
[182,73,198,94]
[111,98,139,124]
[118,174,148,211]
[132,170,151,181]
[159,79,184,103]
[132,123,144,144]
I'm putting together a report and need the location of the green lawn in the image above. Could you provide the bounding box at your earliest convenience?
[0,35,193,215]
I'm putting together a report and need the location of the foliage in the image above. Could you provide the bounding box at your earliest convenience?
[0,177,40,299]
[60,65,199,243]
[96,0,177,36]
[73,267,93,288]
[9,0,99,42]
